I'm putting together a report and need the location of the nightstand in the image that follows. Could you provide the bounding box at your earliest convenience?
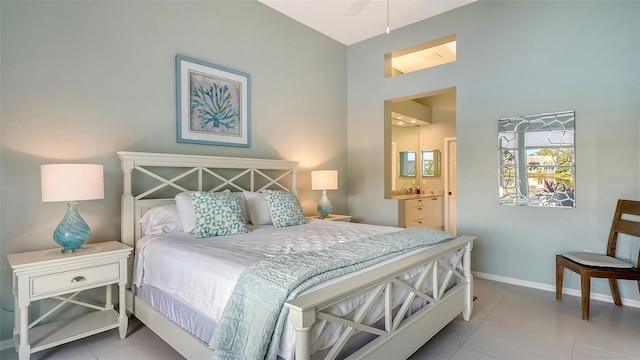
[7,241,132,360]
[307,214,352,222]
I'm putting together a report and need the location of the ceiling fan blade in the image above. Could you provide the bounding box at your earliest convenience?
[344,0,370,16]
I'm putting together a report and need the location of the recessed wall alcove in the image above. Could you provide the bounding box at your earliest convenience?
[384,34,457,78]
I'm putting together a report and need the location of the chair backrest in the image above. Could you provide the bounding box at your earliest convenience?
[607,199,640,268]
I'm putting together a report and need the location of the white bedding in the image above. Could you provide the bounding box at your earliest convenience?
[133,219,457,359]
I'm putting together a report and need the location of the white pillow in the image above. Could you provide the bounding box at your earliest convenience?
[237,192,250,225]
[175,192,197,233]
[243,191,272,225]
[139,204,183,235]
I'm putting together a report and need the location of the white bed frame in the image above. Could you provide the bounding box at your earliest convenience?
[118,151,475,360]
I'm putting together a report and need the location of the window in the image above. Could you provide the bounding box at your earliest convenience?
[498,111,575,207]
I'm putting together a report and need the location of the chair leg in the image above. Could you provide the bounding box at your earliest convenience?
[581,274,591,320]
[555,260,564,301]
[609,279,623,306]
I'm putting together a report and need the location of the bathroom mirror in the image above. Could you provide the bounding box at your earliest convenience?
[498,110,575,207]
[399,151,416,176]
[422,149,440,177]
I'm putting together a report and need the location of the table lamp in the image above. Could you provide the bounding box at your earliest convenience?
[41,164,104,253]
[311,170,338,218]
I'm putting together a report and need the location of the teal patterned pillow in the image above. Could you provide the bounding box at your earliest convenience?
[261,190,307,228]
[190,191,248,238]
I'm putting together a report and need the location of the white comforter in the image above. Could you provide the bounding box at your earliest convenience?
[133,220,454,359]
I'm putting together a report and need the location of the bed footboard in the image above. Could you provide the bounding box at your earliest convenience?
[286,235,475,360]
[127,236,474,360]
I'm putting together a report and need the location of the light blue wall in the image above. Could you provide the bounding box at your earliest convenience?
[0,0,347,341]
[348,0,640,302]
[1,0,639,347]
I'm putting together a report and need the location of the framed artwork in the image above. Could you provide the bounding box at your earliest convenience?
[176,55,250,147]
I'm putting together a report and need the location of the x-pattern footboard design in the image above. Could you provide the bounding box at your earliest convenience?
[286,236,474,360]
[317,249,465,359]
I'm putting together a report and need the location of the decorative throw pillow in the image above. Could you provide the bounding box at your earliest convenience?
[242,191,273,225]
[261,190,307,228]
[190,191,249,238]
[139,204,183,235]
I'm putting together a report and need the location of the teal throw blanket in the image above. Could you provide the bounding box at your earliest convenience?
[210,227,455,360]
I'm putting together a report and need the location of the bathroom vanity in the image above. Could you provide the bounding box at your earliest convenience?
[395,194,444,230]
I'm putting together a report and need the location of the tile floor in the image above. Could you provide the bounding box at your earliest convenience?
[1,278,638,360]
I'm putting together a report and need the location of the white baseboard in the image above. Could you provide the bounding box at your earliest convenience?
[473,271,640,308]
[0,338,13,352]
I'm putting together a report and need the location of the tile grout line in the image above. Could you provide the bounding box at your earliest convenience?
[449,290,509,359]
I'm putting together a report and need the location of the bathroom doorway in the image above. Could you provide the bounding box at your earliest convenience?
[387,88,456,229]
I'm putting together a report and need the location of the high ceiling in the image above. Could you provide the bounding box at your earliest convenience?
[258,0,476,46]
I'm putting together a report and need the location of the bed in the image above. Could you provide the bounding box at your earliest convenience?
[118,151,475,360]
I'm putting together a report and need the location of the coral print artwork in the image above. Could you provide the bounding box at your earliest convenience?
[190,73,241,136]
[176,55,250,147]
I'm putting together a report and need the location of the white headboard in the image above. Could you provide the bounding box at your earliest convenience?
[118,151,299,248]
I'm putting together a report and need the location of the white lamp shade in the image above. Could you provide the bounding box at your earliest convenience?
[41,164,104,202]
[311,170,338,191]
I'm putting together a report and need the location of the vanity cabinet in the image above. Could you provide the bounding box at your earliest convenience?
[399,196,443,230]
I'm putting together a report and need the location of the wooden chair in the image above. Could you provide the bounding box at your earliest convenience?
[556,199,640,320]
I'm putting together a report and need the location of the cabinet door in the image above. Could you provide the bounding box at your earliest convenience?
[422,196,443,229]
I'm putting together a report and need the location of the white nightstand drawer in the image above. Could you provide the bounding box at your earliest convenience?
[31,263,120,297]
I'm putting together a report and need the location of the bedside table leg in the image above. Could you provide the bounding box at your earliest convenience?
[18,306,30,360]
[118,283,128,339]
[105,283,113,310]
[13,291,19,342]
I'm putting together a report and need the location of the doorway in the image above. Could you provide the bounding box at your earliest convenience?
[387,88,457,230]
[444,137,457,234]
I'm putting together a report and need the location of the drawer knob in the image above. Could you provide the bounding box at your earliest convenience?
[71,276,86,283]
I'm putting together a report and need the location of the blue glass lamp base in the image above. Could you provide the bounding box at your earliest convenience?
[53,202,90,253]
[317,190,333,219]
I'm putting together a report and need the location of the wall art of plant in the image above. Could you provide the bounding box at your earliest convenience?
[191,82,240,134]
